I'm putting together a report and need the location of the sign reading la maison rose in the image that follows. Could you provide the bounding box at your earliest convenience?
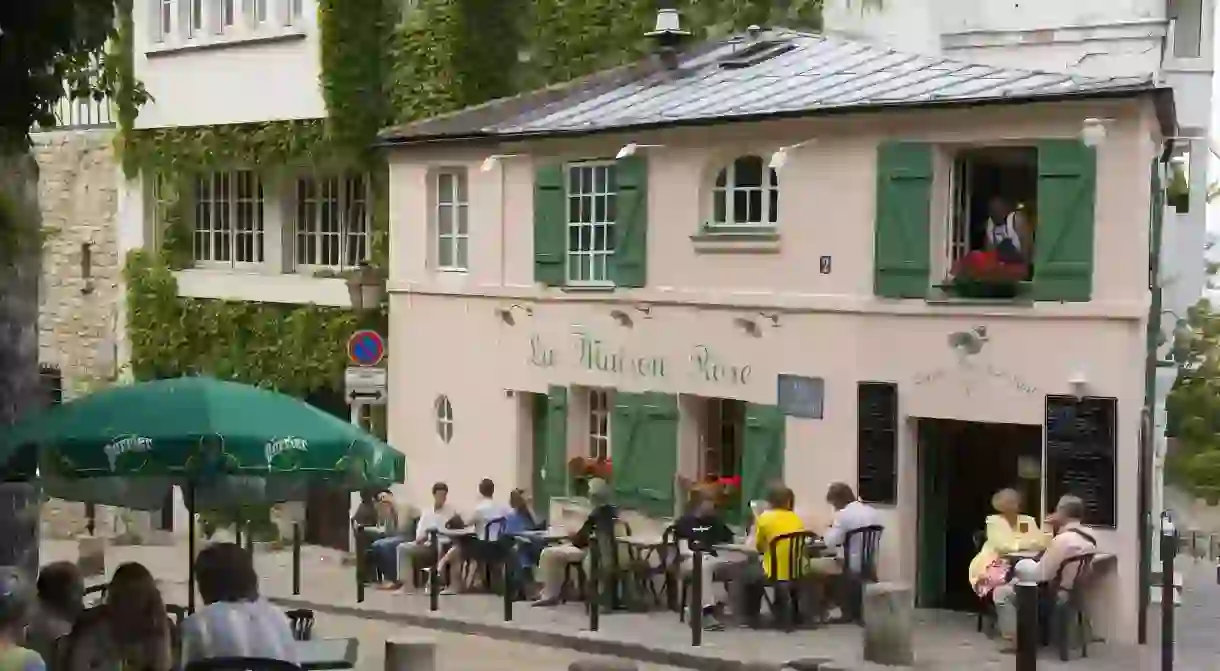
[529,334,753,385]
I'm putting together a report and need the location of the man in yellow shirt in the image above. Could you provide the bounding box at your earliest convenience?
[726,485,806,625]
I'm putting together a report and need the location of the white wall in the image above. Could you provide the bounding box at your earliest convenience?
[132,0,325,129]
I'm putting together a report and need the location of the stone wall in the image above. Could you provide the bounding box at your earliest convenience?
[31,129,125,540]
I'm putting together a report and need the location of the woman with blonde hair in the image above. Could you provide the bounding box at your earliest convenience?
[968,488,1050,599]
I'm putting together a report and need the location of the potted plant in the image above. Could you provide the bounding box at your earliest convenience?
[945,250,1028,299]
[568,455,612,497]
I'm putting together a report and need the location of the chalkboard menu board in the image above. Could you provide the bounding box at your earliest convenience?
[858,382,898,504]
[1045,395,1116,528]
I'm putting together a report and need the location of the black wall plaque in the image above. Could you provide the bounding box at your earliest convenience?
[778,374,824,419]
[1045,395,1117,528]
[858,382,898,504]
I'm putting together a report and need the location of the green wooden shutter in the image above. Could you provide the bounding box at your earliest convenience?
[612,391,677,517]
[874,142,933,298]
[611,156,648,288]
[741,403,786,519]
[542,385,569,501]
[534,164,566,285]
[1033,139,1096,302]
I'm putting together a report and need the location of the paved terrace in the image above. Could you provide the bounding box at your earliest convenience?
[42,540,1195,670]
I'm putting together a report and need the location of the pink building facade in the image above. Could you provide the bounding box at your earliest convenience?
[382,31,1175,643]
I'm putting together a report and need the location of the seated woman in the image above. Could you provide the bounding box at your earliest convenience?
[503,489,542,576]
[63,562,174,671]
[968,488,1050,606]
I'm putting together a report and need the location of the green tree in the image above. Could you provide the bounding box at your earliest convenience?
[1166,288,1220,502]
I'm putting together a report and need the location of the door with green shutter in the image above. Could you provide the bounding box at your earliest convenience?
[540,386,569,510]
[534,164,566,285]
[1033,140,1096,302]
[611,156,649,287]
[611,392,678,517]
[874,142,934,298]
[741,404,786,520]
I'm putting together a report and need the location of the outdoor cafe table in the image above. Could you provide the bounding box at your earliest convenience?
[513,528,569,543]
[296,637,358,670]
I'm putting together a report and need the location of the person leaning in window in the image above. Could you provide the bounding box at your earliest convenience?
[990,495,1097,651]
[23,561,83,664]
[64,562,173,671]
[673,484,737,631]
[729,484,806,626]
[397,482,460,592]
[968,488,1050,607]
[180,543,298,665]
[532,478,618,607]
[0,569,47,671]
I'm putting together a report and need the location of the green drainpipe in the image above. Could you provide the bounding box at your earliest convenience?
[1138,158,1166,644]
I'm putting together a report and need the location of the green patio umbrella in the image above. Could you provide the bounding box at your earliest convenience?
[1,376,406,611]
[3,376,404,506]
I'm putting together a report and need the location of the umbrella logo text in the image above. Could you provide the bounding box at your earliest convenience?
[265,437,309,468]
[104,436,152,472]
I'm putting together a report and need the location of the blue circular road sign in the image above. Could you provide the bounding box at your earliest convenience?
[347,330,385,367]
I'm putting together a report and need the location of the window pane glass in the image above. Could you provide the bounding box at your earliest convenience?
[437,236,454,268]
[734,156,763,188]
[455,237,468,269]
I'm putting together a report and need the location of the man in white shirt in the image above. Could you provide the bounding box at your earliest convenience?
[396,482,457,591]
[469,478,513,540]
[816,482,883,575]
[180,542,298,665]
[992,495,1097,646]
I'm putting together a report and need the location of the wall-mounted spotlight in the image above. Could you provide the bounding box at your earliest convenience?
[616,143,664,159]
[609,309,634,327]
[1080,118,1112,148]
[494,303,533,325]
[1068,370,1089,400]
[758,311,780,327]
[481,153,523,172]
[768,139,816,171]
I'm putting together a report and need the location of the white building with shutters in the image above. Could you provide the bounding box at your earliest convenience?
[381,26,1177,645]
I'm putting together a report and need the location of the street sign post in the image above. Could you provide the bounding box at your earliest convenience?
[345,366,387,406]
[347,330,386,367]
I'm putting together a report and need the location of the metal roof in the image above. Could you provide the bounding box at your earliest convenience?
[380,30,1166,144]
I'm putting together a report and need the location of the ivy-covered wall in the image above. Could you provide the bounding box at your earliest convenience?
[120,0,823,393]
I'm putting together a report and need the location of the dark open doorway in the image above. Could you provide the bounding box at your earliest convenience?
[917,419,1042,610]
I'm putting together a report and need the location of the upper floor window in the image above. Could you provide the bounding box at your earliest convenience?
[221,0,235,27]
[294,174,369,271]
[160,0,173,36]
[254,0,268,23]
[533,157,648,288]
[712,155,778,228]
[434,169,469,271]
[566,162,617,285]
[587,388,612,460]
[193,171,265,267]
[873,140,1096,303]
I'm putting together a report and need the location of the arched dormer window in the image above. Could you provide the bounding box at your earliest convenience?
[711,155,778,228]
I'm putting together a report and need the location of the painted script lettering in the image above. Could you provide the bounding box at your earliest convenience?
[530,335,556,367]
[579,335,666,377]
[691,345,751,384]
[265,437,309,464]
[104,436,152,471]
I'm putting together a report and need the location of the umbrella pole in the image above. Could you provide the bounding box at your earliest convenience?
[292,523,301,595]
[186,483,196,614]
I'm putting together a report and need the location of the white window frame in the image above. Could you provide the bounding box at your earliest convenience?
[587,389,612,460]
[188,0,203,36]
[254,0,268,23]
[710,155,779,228]
[436,395,454,444]
[293,174,370,272]
[565,161,617,286]
[434,169,469,271]
[192,170,266,269]
[160,0,174,37]
[221,0,235,27]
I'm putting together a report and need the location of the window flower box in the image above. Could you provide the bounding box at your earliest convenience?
[568,456,611,497]
[942,250,1028,299]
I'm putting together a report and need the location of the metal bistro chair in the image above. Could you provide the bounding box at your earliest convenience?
[837,525,883,624]
[463,518,511,593]
[972,530,998,635]
[561,518,632,604]
[762,530,820,631]
[1048,553,1097,660]
[284,608,315,641]
[186,658,304,671]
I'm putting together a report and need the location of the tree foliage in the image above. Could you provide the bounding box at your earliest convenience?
[1166,269,1220,501]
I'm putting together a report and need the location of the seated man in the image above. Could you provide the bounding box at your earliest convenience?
[396,482,459,591]
[673,485,737,631]
[991,495,1097,649]
[23,561,84,663]
[372,490,418,588]
[532,478,617,607]
[730,484,806,625]
[812,482,882,621]
[433,478,514,594]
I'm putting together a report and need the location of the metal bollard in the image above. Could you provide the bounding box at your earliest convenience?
[688,547,703,647]
[429,529,440,612]
[292,524,302,596]
[1014,559,1038,671]
[1161,514,1177,671]
[503,547,514,622]
[356,536,365,603]
[588,541,600,632]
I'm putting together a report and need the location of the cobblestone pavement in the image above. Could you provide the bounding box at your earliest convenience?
[42,540,1213,670]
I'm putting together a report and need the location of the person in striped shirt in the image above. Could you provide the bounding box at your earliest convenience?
[180,543,298,665]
